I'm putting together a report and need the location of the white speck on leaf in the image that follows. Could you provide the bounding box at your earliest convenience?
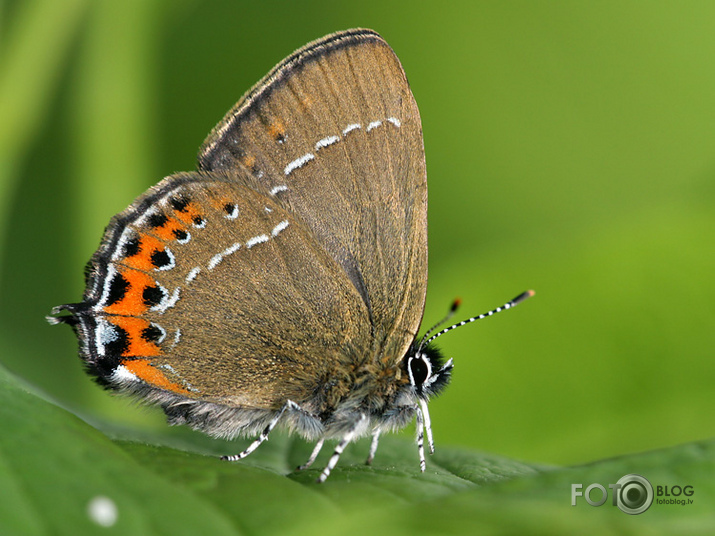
[87,496,118,527]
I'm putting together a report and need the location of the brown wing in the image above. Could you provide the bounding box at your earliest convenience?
[198,29,428,366]
[67,172,371,410]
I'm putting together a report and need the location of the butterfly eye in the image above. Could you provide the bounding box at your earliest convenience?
[408,355,431,386]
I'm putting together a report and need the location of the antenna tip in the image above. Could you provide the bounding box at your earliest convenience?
[451,298,462,312]
[512,290,535,305]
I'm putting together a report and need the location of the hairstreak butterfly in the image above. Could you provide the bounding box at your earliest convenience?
[49,29,533,482]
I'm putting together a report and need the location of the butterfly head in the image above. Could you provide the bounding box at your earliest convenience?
[405,343,453,400]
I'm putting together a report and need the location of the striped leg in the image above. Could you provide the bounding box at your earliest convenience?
[317,414,367,483]
[221,400,299,462]
[296,438,325,471]
[365,429,381,465]
[419,398,435,454]
[415,404,426,472]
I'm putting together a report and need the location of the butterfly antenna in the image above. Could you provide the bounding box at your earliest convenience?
[418,297,462,348]
[419,290,535,351]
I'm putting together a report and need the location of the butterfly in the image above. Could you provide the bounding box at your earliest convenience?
[49,28,532,482]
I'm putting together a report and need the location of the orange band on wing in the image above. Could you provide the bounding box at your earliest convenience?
[122,358,191,395]
[108,316,162,357]
[172,202,204,225]
[121,234,165,272]
[102,268,157,316]
[151,217,187,242]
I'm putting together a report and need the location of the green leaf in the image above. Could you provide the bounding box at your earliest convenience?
[1,364,713,535]
[0,365,235,535]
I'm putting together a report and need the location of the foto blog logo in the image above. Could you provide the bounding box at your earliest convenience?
[571,474,654,515]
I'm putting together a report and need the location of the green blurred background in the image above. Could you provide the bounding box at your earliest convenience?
[1,0,713,467]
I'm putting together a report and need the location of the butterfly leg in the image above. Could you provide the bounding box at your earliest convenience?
[365,429,381,465]
[221,400,300,462]
[418,398,435,454]
[317,413,368,483]
[415,404,426,472]
[296,438,325,471]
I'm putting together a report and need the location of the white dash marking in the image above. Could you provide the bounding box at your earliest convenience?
[284,153,315,175]
[208,242,241,270]
[154,286,180,313]
[172,328,182,347]
[271,220,289,237]
[150,322,167,344]
[366,120,382,131]
[264,207,273,213]
[223,242,241,256]
[246,234,269,248]
[315,135,340,150]
[185,266,201,283]
[343,123,361,135]
[386,117,401,128]
[270,185,288,196]
[165,288,181,310]
[208,252,224,270]
[208,242,242,268]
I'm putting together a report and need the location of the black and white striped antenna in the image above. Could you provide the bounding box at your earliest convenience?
[418,290,535,351]
[419,297,462,343]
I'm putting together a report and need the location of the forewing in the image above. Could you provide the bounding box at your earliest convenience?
[199,29,428,365]
[60,172,371,410]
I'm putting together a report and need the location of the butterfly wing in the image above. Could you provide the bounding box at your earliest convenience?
[199,29,428,366]
[57,172,372,416]
[52,29,427,439]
